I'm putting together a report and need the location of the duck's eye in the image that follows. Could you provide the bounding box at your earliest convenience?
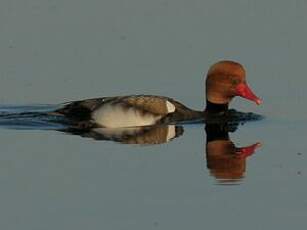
[231,78,240,85]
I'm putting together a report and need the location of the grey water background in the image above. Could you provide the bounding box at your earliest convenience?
[1,0,307,229]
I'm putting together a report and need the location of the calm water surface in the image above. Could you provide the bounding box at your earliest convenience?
[1,0,307,229]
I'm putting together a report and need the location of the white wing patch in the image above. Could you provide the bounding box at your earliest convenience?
[92,104,162,128]
[166,101,175,113]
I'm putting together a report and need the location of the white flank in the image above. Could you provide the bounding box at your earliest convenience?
[92,104,161,128]
[166,101,175,113]
[166,125,176,142]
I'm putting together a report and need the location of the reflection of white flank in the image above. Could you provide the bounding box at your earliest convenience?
[92,104,161,128]
[166,125,176,142]
[92,127,142,139]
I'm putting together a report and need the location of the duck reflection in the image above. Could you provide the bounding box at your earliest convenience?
[205,123,261,183]
[62,125,184,144]
[0,105,262,181]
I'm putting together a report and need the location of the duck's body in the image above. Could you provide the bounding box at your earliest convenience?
[56,95,203,128]
[55,60,262,128]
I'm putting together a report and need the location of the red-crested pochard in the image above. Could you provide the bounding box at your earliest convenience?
[55,60,262,128]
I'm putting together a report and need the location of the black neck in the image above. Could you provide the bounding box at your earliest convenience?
[205,100,229,113]
[205,124,230,142]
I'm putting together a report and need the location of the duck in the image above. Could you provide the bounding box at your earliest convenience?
[54,60,262,128]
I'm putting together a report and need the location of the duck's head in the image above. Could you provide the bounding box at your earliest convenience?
[206,61,262,107]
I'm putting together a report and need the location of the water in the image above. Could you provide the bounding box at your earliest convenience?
[1,0,307,229]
